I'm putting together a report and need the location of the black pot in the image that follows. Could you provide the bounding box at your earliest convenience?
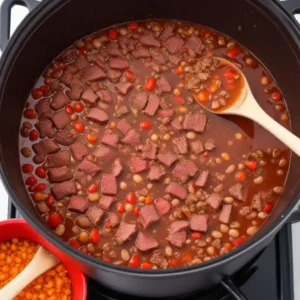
[1,0,300,298]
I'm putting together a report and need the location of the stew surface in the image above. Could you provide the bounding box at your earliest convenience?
[19,20,290,269]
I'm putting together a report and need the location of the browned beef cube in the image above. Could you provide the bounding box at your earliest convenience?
[140,33,160,47]
[185,35,204,54]
[115,105,129,117]
[190,214,208,232]
[101,174,117,195]
[206,193,222,210]
[51,110,70,130]
[166,35,184,54]
[229,183,244,201]
[116,119,132,135]
[68,195,89,213]
[142,139,157,160]
[183,112,207,133]
[159,109,174,118]
[169,220,189,234]
[35,119,55,139]
[119,35,135,50]
[204,140,215,151]
[101,131,119,148]
[82,65,106,81]
[109,57,129,70]
[50,91,70,110]
[60,70,73,87]
[87,107,109,124]
[129,156,147,174]
[219,204,232,224]
[251,193,265,211]
[157,151,178,167]
[168,231,186,248]
[108,212,119,228]
[68,83,84,100]
[160,25,174,41]
[115,82,133,95]
[82,88,98,105]
[195,170,209,187]
[94,146,116,163]
[190,140,204,154]
[78,159,101,176]
[47,150,71,168]
[48,166,73,183]
[112,159,123,177]
[35,98,51,118]
[107,68,122,83]
[86,206,105,226]
[171,118,183,132]
[172,160,198,183]
[157,77,172,93]
[144,94,160,116]
[150,48,165,64]
[75,170,89,187]
[115,221,137,244]
[131,48,150,58]
[168,54,182,65]
[99,195,116,211]
[69,142,89,161]
[165,182,187,200]
[122,129,141,147]
[135,232,159,252]
[173,136,188,154]
[138,204,160,229]
[148,164,165,181]
[97,90,112,104]
[130,92,148,111]
[73,55,89,70]
[32,139,60,156]
[154,198,171,216]
[51,180,76,200]
[55,129,77,146]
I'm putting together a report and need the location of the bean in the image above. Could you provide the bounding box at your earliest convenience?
[173,88,181,96]
[163,133,171,141]
[76,216,91,228]
[220,224,229,233]
[214,184,223,193]
[281,113,288,121]
[212,231,223,239]
[89,193,100,202]
[152,24,162,32]
[120,27,128,35]
[138,196,146,203]
[109,250,117,258]
[147,183,153,190]
[221,153,230,160]
[218,38,226,46]
[21,147,32,158]
[223,197,234,204]
[230,221,240,228]
[36,203,49,214]
[151,134,159,142]
[245,57,254,65]
[133,174,143,184]
[125,203,134,212]
[120,181,128,190]
[92,38,102,49]
[226,165,235,174]
[272,149,281,158]
[171,198,180,207]
[273,186,283,195]
[228,229,240,238]
[79,232,89,243]
[203,256,212,262]
[165,246,173,256]
[32,192,48,202]
[164,177,171,185]
[235,133,243,140]
[87,244,95,253]
[261,76,271,86]
[277,169,284,176]
[279,159,287,168]
[227,41,236,48]
[186,132,196,140]
[178,106,188,113]
[258,211,268,219]
[76,183,82,191]
[215,158,222,164]
[121,249,130,261]
[254,176,264,184]
[238,163,245,170]
[186,239,191,245]
[247,226,258,236]
[55,224,66,236]
[206,237,212,243]
[260,160,267,166]
[206,246,215,256]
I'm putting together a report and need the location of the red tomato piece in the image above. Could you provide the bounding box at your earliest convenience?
[181,252,193,263]
[40,85,49,94]
[51,69,62,79]
[169,258,179,267]
[224,68,237,80]
[86,133,98,143]
[65,105,73,115]
[173,96,185,105]
[108,28,119,40]
[125,192,136,204]
[124,70,136,82]
[22,164,33,173]
[103,256,111,263]
[233,236,246,247]
[46,194,55,206]
[235,171,246,181]
[128,22,138,30]
[263,203,273,213]
[31,88,43,100]
[34,183,47,192]
[44,76,52,85]
[88,184,99,193]
[133,207,140,217]
[140,121,152,130]
[203,152,209,158]
[90,229,100,243]
[29,130,39,141]
[48,213,63,228]
[227,48,241,58]
[191,232,202,239]
[195,91,209,103]
[175,66,184,75]
[117,203,125,214]
[73,102,84,113]
[272,92,281,101]
[144,77,156,91]
[58,62,65,69]
[23,109,37,119]
[245,161,257,171]
[28,185,36,192]
[69,239,80,249]
[79,47,87,55]
[128,254,140,268]
[73,120,85,133]
[141,262,152,269]
[25,176,37,186]
[35,166,46,178]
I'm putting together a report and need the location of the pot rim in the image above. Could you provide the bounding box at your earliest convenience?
[0,0,299,277]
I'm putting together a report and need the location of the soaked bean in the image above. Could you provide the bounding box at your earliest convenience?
[212,231,223,239]
[277,169,284,176]
[279,159,287,168]
[55,224,65,236]
[89,193,100,202]
[220,224,229,233]
[235,133,243,140]
[125,203,134,212]
[228,229,240,238]
[258,211,268,219]
[79,231,89,243]
[254,176,264,184]
[186,132,196,139]
[163,133,171,141]
[261,76,271,86]
[76,216,91,228]
[206,246,215,256]
[247,226,258,236]
[226,165,235,174]
[273,186,283,195]
[223,197,234,204]
[138,196,146,203]
[151,134,159,142]
[230,221,240,229]
[21,147,32,157]
[87,243,95,253]
[165,246,173,256]
[164,177,171,185]
[133,174,143,184]
[120,181,127,190]
[221,153,230,160]
[238,163,245,170]
[171,198,180,207]
[272,149,281,158]
[214,184,223,193]
[206,237,212,243]
[260,160,267,166]
[120,27,128,35]
[121,249,130,261]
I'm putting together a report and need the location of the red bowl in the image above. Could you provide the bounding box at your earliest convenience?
[0,219,87,300]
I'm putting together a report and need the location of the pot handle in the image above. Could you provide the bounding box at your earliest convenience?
[287,208,300,223]
[220,278,248,300]
[0,0,39,51]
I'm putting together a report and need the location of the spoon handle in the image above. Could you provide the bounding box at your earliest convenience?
[0,247,59,300]
[239,97,300,157]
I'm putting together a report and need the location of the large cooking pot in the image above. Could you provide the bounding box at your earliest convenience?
[1,0,300,298]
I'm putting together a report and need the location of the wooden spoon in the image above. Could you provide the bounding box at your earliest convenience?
[0,246,59,300]
[194,57,300,157]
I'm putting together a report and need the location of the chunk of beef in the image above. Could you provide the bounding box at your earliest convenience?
[50,91,70,110]
[183,112,207,133]
[115,105,129,118]
[157,77,172,93]
[160,25,174,41]
[144,94,160,116]
[148,163,166,181]
[204,140,215,151]
[68,195,89,213]
[157,151,178,167]
[35,98,51,119]
[138,204,160,229]
[86,206,105,227]
[169,54,182,65]
[48,166,73,183]
[68,83,84,100]
[190,214,208,232]
[172,160,198,183]
[136,232,159,252]
[122,129,141,147]
[142,139,157,160]
[140,33,160,47]
[190,140,204,154]
[186,77,201,90]
[82,88,98,105]
[150,48,165,64]
[32,139,60,156]
[73,55,89,70]
[107,68,122,83]
[206,193,222,210]
[51,180,76,200]
[129,156,147,174]
[251,193,265,211]
[69,142,88,161]
[47,150,71,168]
[115,221,137,244]
[101,131,119,148]
[108,212,119,228]
[116,118,132,135]
[87,107,109,123]
[154,197,171,216]
[219,204,232,224]
[171,118,183,132]
[51,110,70,130]
[165,182,187,200]
[115,82,133,95]
[97,90,112,104]
[168,231,186,248]
[185,35,205,54]
[101,174,117,195]
[82,65,106,81]
[173,136,188,154]
[94,146,116,162]
[131,47,150,58]
[109,57,129,70]
[166,35,184,54]
[119,35,135,51]
[98,101,111,112]
[229,183,244,201]
[106,42,122,56]
[99,195,116,211]
[169,220,189,234]
[150,250,169,268]
[78,159,102,176]
[195,170,209,187]
[130,92,148,111]
[159,109,174,118]
[112,159,123,177]
[35,119,55,139]
[55,129,77,146]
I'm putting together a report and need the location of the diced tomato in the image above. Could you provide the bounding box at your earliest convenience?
[88,184,99,193]
[227,48,241,58]
[195,91,209,103]
[46,195,55,206]
[73,120,85,133]
[22,164,34,174]
[175,66,184,75]
[31,88,43,100]
[224,68,237,80]
[169,258,179,267]
[235,171,246,181]
[40,85,49,94]
[90,229,100,243]
[124,70,136,82]
[48,213,63,228]
[125,192,136,204]
[141,262,152,269]
[263,203,273,213]
[103,256,111,263]
[191,232,202,239]
[145,195,152,205]
[245,161,257,171]
[144,77,156,91]
[133,207,140,217]
[86,133,98,143]
[69,239,80,249]
[108,28,119,40]
[117,203,125,214]
[35,166,46,179]
[65,104,73,114]
[140,121,152,130]
[73,102,84,113]
[29,130,39,141]
[51,69,62,79]
[272,92,281,101]
[233,236,246,247]
[181,252,193,263]
[25,176,37,186]
[79,47,87,55]
[58,62,65,69]
[34,183,47,192]
[226,82,235,90]
[203,152,209,158]
[44,76,52,85]
[128,254,140,268]
[128,22,138,30]
[173,95,185,105]
[224,243,232,250]
[105,220,112,228]
[23,109,37,119]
